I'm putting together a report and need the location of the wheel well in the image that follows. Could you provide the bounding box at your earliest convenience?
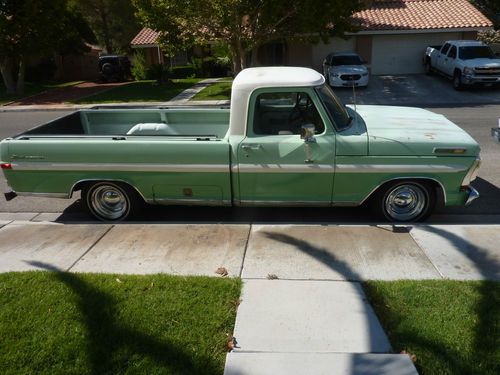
[71,180,146,203]
[366,178,444,205]
[454,68,462,76]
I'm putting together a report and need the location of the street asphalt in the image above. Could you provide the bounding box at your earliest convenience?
[1,75,499,374]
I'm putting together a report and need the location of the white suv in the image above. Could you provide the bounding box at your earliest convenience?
[323,52,369,87]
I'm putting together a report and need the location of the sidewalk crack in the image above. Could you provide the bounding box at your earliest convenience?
[239,224,252,278]
[65,225,114,272]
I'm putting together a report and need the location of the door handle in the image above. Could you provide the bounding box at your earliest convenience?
[242,144,262,151]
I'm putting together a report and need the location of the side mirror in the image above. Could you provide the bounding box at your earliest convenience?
[301,124,316,143]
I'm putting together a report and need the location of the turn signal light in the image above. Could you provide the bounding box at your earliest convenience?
[1,163,12,169]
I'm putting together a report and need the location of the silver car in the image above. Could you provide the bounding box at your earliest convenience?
[323,52,369,87]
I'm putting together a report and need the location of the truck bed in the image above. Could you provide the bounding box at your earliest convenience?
[19,108,231,139]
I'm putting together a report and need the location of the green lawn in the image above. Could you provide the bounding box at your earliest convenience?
[0,81,84,105]
[0,271,241,375]
[74,79,202,104]
[364,280,500,375]
[192,79,232,101]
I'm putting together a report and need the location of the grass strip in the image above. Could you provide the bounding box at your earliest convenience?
[364,280,499,375]
[192,80,232,101]
[0,271,241,375]
[74,79,202,104]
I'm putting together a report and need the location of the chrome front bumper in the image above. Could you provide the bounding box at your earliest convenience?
[465,186,480,206]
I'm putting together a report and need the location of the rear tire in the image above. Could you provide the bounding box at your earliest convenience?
[82,182,141,221]
[371,181,436,222]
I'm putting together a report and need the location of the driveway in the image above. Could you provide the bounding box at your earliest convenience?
[334,74,500,107]
[7,81,131,106]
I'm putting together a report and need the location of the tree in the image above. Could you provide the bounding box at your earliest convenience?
[0,0,94,94]
[72,0,141,54]
[470,0,500,29]
[133,0,365,74]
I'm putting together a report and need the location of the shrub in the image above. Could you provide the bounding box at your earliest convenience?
[131,51,147,81]
[170,65,195,79]
[25,58,57,82]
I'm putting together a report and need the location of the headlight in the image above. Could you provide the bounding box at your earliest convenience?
[463,67,474,76]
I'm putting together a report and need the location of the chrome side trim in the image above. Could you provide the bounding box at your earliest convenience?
[239,164,335,173]
[11,162,229,173]
[16,192,70,199]
[151,198,231,206]
[239,200,331,207]
[336,164,466,174]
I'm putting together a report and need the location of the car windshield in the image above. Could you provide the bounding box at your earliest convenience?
[331,55,362,66]
[315,84,351,131]
[459,46,495,60]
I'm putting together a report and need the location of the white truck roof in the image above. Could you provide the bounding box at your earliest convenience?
[232,67,325,92]
[445,40,486,47]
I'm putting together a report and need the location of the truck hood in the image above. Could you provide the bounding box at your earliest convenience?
[466,58,500,68]
[332,65,368,75]
[352,105,480,156]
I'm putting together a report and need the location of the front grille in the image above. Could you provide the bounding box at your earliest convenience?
[340,74,361,81]
[474,67,500,76]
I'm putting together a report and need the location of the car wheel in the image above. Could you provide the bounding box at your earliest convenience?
[82,182,141,221]
[453,71,463,90]
[372,181,436,222]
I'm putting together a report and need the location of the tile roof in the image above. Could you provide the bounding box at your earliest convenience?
[352,0,493,31]
[131,27,160,46]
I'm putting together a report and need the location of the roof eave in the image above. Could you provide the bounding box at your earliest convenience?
[131,44,160,48]
[347,26,493,36]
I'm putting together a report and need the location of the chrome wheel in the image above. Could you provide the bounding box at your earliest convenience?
[85,182,131,221]
[380,182,434,222]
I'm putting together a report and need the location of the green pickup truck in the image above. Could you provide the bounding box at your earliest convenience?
[1,67,481,222]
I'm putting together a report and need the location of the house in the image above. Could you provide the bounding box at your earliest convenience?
[287,0,493,74]
[130,27,189,66]
[131,0,494,75]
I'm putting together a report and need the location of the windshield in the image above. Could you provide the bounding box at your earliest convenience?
[459,46,495,60]
[331,55,363,66]
[315,85,351,131]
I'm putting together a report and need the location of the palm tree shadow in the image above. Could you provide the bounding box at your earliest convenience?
[261,227,499,374]
[261,230,390,353]
[27,261,221,375]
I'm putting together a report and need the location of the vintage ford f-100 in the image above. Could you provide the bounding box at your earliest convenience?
[0,67,481,222]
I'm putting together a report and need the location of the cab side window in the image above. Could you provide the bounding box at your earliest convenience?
[448,46,457,59]
[441,43,451,55]
[253,92,325,135]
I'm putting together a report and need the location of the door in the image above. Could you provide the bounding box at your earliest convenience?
[441,45,458,76]
[237,89,335,205]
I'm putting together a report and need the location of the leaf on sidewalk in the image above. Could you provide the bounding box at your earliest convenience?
[215,267,229,277]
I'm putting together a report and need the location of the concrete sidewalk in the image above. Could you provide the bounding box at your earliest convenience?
[1,221,498,374]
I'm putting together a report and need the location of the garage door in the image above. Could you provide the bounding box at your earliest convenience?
[371,33,460,75]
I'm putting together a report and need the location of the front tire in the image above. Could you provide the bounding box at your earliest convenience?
[82,182,140,221]
[453,71,463,90]
[373,181,436,222]
[424,60,432,75]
